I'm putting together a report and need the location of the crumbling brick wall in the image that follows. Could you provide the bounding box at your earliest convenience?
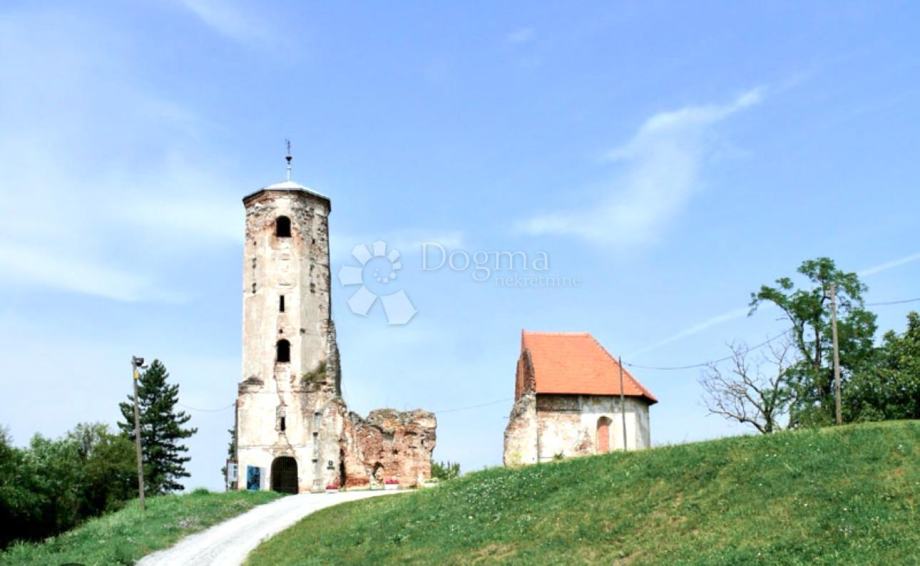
[341,409,437,488]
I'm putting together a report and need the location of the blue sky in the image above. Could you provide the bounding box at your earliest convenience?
[1,1,918,490]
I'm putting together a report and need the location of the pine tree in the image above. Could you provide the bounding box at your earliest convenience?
[118,360,197,494]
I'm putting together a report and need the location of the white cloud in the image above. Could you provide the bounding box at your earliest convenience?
[506,27,536,44]
[517,89,763,247]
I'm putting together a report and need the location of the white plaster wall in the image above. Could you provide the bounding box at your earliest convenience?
[534,395,651,463]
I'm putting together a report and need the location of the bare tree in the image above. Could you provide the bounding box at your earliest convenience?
[700,339,797,434]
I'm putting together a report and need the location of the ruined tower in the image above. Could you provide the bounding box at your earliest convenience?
[235,173,345,493]
[234,154,437,493]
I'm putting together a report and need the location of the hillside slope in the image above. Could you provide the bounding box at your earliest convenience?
[1,490,280,566]
[248,421,919,565]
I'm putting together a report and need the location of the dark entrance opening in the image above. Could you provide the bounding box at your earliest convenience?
[271,456,298,494]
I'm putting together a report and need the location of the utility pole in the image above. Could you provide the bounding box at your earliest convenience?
[828,284,843,425]
[619,356,628,451]
[131,356,147,511]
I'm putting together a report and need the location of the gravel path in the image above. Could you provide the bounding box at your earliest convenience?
[139,490,395,566]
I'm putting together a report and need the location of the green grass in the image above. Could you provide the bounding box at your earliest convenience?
[248,421,919,565]
[1,489,282,566]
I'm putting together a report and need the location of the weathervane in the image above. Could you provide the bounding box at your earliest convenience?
[285,139,293,181]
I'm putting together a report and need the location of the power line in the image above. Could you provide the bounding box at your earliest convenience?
[625,330,791,371]
[433,398,512,414]
[181,296,915,412]
[625,294,917,372]
[867,297,920,306]
[178,401,236,413]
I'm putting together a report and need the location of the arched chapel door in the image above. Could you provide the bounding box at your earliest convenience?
[597,417,611,454]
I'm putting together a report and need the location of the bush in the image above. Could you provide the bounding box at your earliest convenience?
[430,460,460,481]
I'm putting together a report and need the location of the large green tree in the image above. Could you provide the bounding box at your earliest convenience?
[68,423,136,516]
[119,360,197,495]
[0,423,135,548]
[750,257,877,427]
[845,311,920,421]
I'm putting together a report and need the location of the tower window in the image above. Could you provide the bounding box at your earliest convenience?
[279,295,285,312]
[276,216,292,238]
[276,405,287,432]
[276,339,291,363]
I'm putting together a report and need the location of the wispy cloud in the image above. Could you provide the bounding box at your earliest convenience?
[0,8,241,303]
[858,252,920,277]
[628,307,749,357]
[631,251,920,357]
[506,27,536,45]
[174,0,272,43]
[0,242,184,303]
[517,89,763,247]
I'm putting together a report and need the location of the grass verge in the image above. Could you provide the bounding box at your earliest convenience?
[248,421,919,565]
[1,489,281,566]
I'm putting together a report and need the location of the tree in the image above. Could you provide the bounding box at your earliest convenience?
[749,257,877,426]
[118,360,197,495]
[0,423,136,548]
[431,460,461,481]
[68,423,136,516]
[700,340,796,434]
[220,423,237,490]
[845,311,920,421]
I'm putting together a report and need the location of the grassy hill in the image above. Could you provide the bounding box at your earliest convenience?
[1,489,280,566]
[249,421,919,565]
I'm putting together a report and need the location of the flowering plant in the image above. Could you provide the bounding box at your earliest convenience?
[325,481,340,490]
[384,478,400,485]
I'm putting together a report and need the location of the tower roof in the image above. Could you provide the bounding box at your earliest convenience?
[242,180,330,206]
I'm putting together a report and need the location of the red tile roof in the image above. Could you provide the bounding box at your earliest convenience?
[520,331,657,403]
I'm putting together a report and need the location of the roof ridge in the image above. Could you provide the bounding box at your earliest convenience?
[522,330,591,336]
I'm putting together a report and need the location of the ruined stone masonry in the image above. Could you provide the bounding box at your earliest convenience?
[235,178,435,493]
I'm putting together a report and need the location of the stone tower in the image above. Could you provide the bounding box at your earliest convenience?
[235,178,345,493]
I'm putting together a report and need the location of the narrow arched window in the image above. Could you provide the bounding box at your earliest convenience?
[276,216,292,238]
[276,339,291,363]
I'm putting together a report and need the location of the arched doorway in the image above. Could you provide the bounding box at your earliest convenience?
[596,417,611,454]
[271,456,298,494]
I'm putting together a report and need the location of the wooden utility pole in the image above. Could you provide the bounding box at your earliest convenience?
[828,284,843,425]
[131,356,147,511]
[618,356,628,451]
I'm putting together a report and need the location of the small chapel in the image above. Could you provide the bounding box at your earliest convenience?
[503,331,657,466]
[233,155,436,493]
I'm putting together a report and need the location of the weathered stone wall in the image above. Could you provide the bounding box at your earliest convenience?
[237,188,344,493]
[341,409,437,488]
[235,186,436,492]
[503,393,538,466]
[503,394,651,465]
